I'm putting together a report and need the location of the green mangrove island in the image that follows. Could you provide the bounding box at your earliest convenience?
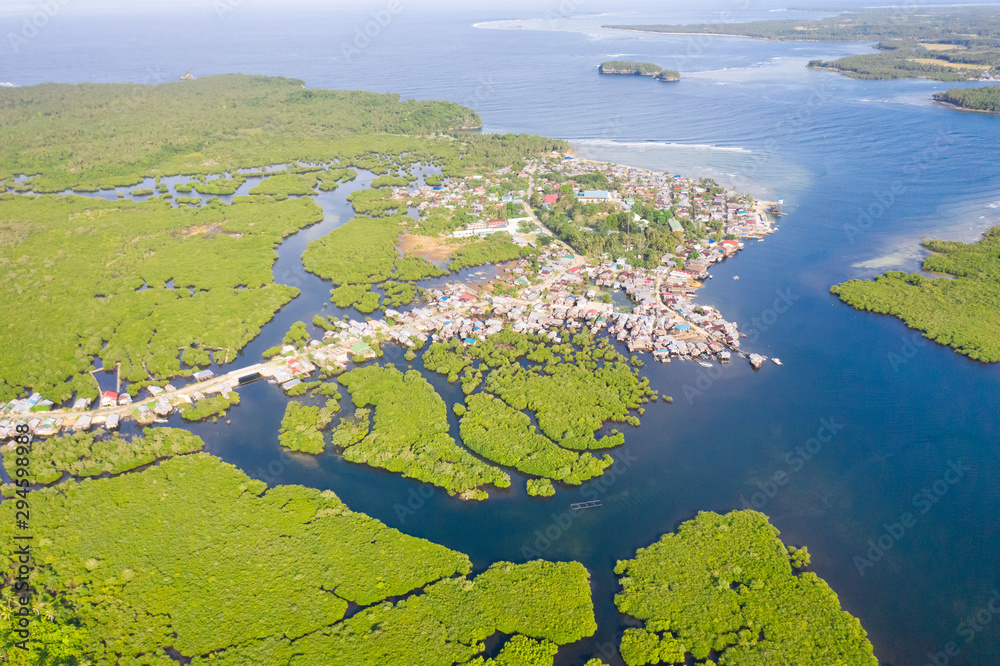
[0,441,597,664]
[607,6,1000,81]
[328,327,654,500]
[614,510,877,665]
[599,61,680,81]
[279,400,340,454]
[831,226,1000,363]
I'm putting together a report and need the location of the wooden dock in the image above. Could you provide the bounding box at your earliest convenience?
[570,500,603,510]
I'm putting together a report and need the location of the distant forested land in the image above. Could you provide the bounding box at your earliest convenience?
[831,226,1000,362]
[606,6,1000,42]
[608,6,1000,81]
[933,85,1000,112]
[807,51,992,81]
[0,449,598,664]
[0,74,568,190]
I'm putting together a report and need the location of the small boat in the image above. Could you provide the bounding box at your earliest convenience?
[153,418,168,423]
[772,358,782,366]
[698,361,713,368]
[733,275,740,280]
[708,274,713,279]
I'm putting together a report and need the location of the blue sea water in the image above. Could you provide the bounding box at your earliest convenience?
[3,2,1000,664]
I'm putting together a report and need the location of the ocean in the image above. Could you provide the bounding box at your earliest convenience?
[3,1,1000,663]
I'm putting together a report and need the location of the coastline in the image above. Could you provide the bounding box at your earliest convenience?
[602,26,775,40]
[930,98,999,115]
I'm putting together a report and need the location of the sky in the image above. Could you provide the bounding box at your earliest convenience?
[2,0,997,14]
[0,0,585,14]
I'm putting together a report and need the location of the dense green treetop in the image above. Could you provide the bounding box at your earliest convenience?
[278,400,339,454]
[317,167,358,191]
[0,438,604,664]
[423,329,535,375]
[0,75,570,191]
[831,226,1000,362]
[178,392,240,422]
[1,427,202,487]
[449,233,538,271]
[599,61,666,75]
[526,477,557,497]
[331,407,371,449]
[425,329,652,451]
[0,448,598,665]
[0,194,320,402]
[0,75,478,190]
[382,280,420,307]
[0,452,474,663]
[317,331,652,494]
[337,364,510,497]
[199,560,595,666]
[614,510,877,665]
[460,393,613,485]
[482,356,650,450]
[807,52,987,81]
[302,214,443,285]
[248,172,320,197]
[330,283,382,312]
[933,85,1000,112]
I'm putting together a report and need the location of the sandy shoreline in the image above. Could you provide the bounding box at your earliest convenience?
[603,27,773,40]
[930,99,999,115]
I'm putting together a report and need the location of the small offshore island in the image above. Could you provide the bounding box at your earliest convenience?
[0,75,877,664]
[599,61,680,81]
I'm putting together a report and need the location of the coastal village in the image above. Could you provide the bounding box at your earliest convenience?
[1,156,781,442]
